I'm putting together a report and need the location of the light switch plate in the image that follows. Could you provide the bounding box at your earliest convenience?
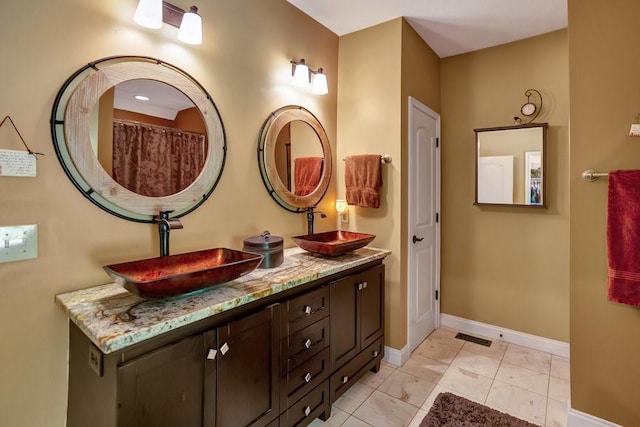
[0,224,38,263]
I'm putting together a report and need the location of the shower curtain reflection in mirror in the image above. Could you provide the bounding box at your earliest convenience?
[112,120,206,197]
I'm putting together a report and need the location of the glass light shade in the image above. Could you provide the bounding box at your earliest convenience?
[177,7,203,45]
[311,70,328,95]
[335,199,348,213]
[133,0,163,29]
[292,61,310,86]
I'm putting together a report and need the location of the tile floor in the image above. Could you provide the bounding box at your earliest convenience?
[310,326,570,427]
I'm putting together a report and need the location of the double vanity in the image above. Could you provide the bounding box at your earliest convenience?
[56,247,389,427]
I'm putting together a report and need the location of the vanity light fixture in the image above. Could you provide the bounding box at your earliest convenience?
[335,199,349,223]
[291,59,328,95]
[134,0,203,45]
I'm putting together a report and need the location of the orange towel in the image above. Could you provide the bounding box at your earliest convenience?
[345,154,382,208]
[607,170,640,306]
[294,157,323,196]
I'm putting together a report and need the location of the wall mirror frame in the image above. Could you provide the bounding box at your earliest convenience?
[474,122,548,208]
[257,105,332,212]
[50,56,227,222]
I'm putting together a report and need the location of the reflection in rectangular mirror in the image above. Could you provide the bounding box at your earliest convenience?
[474,123,548,207]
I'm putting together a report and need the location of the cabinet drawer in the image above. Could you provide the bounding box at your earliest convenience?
[282,287,329,336]
[281,347,330,408]
[280,380,330,427]
[281,317,330,374]
[330,337,384,403]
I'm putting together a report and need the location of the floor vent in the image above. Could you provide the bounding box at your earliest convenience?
[455,332,492,347]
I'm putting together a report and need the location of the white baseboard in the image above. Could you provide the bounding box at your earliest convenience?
[567,407,622,427]
[383,344,410,367]
[440,313,570,358]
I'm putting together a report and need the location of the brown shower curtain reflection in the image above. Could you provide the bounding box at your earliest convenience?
[112,121,206,197]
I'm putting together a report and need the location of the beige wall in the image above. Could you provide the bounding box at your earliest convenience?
[337,18,440,350]
[569,1,640,424]
[440,30,570,342]
[0,1,337,426]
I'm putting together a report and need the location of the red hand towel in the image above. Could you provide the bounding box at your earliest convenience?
[607,170,640,306]
[294,157,323,196]
[344,154,382,208]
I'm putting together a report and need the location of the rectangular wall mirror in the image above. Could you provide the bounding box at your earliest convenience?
[474,123,548,207]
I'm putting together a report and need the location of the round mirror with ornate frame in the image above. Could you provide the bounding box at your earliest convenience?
[257,106,332,212]
[51,56,227,222]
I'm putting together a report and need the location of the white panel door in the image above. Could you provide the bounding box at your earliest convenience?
[408,97,440,353]
[477,156,514,204]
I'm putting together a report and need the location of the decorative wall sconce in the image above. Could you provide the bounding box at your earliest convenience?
[134,0,202,45]
[335,199,349,223]
[291,59,328,95]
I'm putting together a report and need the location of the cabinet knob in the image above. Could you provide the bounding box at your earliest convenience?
[303,305,312,315]
[358,283,363,291]
[304,372,312,383]
[304,406,311,417]
[362,281,368,289]
[207,349,218,360]
[342,375,349,384]
[372,350,379,357]
[220,342,230,355]
[304,338,312,349]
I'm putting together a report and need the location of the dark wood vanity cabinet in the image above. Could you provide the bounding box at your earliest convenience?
[66,260,385,427]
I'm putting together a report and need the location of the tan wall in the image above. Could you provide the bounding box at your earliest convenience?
[569,1,640,424]
[336,18,440,350]
[440,30,570,342]
[0,1,337,426]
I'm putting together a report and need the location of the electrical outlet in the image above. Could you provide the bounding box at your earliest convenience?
[0,224,37,263]
[88,343,103,377]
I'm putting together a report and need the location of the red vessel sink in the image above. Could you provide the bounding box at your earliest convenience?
[103,248,263,299]
[292,230,376,257]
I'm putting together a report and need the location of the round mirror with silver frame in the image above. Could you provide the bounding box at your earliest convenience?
[257,106,332,212]
[50,56,227,222]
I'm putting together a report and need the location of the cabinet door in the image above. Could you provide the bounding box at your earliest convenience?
[359,264,385,350]
[117,334,205,427]
[329,274,359,371]
[214,305,280,427]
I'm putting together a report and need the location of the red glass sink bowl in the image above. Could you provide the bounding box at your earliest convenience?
[103,248,263,299]
[292,230,376,257]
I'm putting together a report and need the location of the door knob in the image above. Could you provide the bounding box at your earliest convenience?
[412,235,424,243]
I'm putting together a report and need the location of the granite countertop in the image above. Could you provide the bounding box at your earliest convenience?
[56,246,390,354]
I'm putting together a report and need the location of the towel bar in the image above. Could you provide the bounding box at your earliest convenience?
[582,169,609,182]
[342,155,392,164]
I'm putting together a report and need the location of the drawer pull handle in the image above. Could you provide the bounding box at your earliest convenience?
[304,372,312,383]
[304,406,311,417]
[303,305,312,315]
[207,349,217,360]
[358,283,363,291]
[342,375,349,384]
[220,342,229,355]
[304,338,312,349]
[362,281,368,289]
[372,350,379,357]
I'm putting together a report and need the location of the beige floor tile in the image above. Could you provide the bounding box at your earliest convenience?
[341,416,373,427]
[550,355,570,381]
[421,384,483,413]
[423,327,465,350]
[309,407,350,427]
[485,380,547,426]
[358,362,396,389]
[333,382,375,414]
[450,349,501,378]
[548,376,570,403]
[352,390,419,427]
[407,409,428,427]
[398,354,448,383]
[377,369,436,408]
[414,338,461,364]
[503,344,552,374]
[436,366,493,402]
[546,398,568,427]
[462,338,508,360]
[495,361,550,396]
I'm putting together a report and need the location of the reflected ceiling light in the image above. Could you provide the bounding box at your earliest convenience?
[291,59,328,95]
[134,1,203,45]
[134,95,150,101]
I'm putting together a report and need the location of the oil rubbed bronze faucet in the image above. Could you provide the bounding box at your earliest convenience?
[306,207,326,235]
[155,210,184,257]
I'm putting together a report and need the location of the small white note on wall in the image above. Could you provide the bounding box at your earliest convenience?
[0,149,37,177]
[630,124,640,137]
